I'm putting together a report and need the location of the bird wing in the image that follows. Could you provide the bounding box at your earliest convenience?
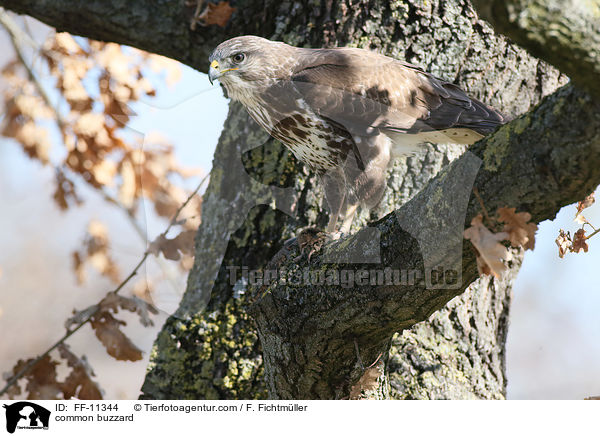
[289,47,504,138]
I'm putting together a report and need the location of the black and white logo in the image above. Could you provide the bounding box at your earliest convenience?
[3,402,50,433]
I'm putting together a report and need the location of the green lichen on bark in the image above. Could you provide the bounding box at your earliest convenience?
[471,0,600,97]
[142,296,267,399]
[389,273,514,399]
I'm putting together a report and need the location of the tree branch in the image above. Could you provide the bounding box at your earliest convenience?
[0,0,277,71]
[470,0,600,98]
[248,84,600,399]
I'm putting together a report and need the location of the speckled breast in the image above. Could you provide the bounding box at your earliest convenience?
[246,105,353,173]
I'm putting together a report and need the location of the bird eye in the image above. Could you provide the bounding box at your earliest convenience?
[232,53,245,63]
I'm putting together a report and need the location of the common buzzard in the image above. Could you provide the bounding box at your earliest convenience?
[208,36,503,235]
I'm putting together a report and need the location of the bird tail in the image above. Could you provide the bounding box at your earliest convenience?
[387,128,483,158]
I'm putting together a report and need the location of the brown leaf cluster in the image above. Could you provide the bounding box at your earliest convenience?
[198,1,236,27]
[116,141,203,226]
[556,229,589,258]
[2,31,198,222]
[1,30,204,290]
[1,25,204,396]
[1,62,53,163]
[66,292,158,362]
[555,192,596,258]
[464,207,538,278]
[57,344,103,399]
[464,215,512,278]
[576,192,595,216]
[497,207,537,250]
[3,344,102,400]
[72,220,120,284]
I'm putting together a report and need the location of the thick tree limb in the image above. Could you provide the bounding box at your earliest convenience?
[5,0,598,95]
[248,84,600,399]
[471,0,600,97]
[0,0,277,71]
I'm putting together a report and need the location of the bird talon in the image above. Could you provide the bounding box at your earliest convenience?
[329,231,348,241]
[284,236,298,247]
[295,227,329,260]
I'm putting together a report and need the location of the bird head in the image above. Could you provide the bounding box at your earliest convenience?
[208,36,294,99]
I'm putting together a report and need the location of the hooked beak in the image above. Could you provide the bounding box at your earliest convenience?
[208,60,220,85]
[208,60,238,85]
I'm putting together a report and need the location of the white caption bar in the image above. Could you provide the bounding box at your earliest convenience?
[0,400,597,435]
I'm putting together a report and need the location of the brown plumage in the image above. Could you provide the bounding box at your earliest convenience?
[208,36,504,234]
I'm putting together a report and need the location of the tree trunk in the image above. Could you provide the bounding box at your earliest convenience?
[139,0,565,399]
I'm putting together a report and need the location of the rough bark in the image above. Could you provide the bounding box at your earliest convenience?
[3,0,593,400]
[471,0,600,98]
[249,84,600,398]
[0,0,266,71]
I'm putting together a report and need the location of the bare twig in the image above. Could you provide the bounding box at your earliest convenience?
[97,184,183,293]
[0,174,209,398]
[187,0,205,31]
[353,339,363,370]
[473,187,491,223]
[586,227,600,240]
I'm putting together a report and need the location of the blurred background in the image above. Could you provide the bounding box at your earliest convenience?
[0,16,598,400]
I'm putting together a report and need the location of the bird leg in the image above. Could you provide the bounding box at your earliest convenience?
[323,170,348,235]
[338,202,359,235]
[326,197,345,234]
[291,171,354,260]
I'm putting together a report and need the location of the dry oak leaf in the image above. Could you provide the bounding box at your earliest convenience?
[72,220,120,284]
[574,214,588,225]
[349,364,383,400]
[50,33,85,55]
[99,292,158,327]
[555,229,573,259]
[58,343,103,400]
[464,214,512,278]
[76,292,157,362]
[197,1,236,27]
[576,192,595,215]
[149,229,196,261]
[6,355,62,400]
[65,303,99,331]
[90,311,143,361]
[497,207,537,251]
[572,229,589,254]
[53,170,83,210]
